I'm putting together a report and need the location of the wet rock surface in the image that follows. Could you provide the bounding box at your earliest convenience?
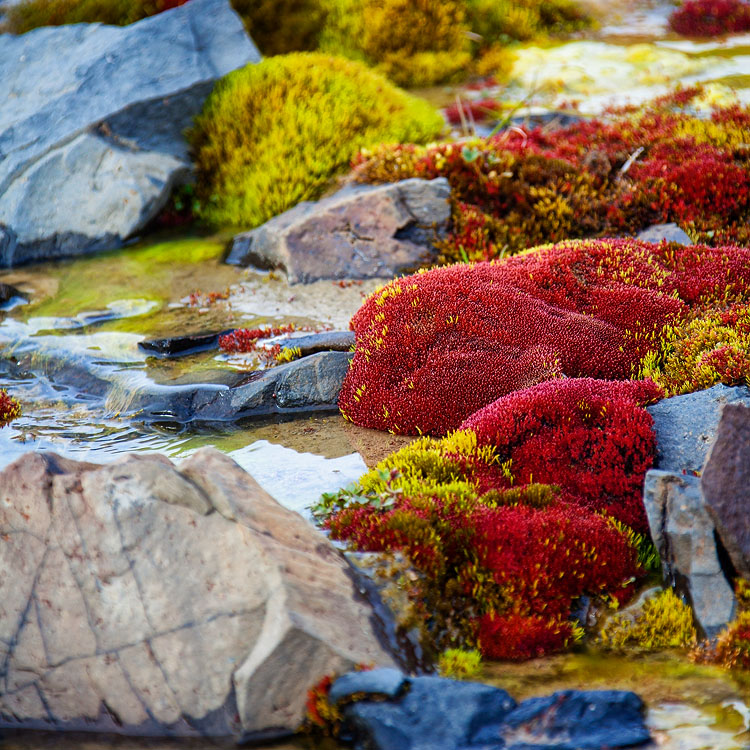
[646,385,750,473]
[0,0,259,266]
[227,178,451,283]
[0,449,396,739]
[702,404,750,578]
[643,470,736,638]
[332,669,650,750]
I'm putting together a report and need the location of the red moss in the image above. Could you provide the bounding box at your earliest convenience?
[0,391,20,429]
[477,613,577,661]
[327,486,641,657]
[462,378,661,532]
[354,93,750,257]
[669,0,750,36]
[218,325,296,353]
[445,98,505,125]
[339,239,727,436]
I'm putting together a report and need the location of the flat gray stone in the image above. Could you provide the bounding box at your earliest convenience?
[0,0,260,265]
[646,384,750,473]
[227,178,451,283]
[702,404,750,578]
[330,668,407,703]
[636,223,693,246]
[643,469,735,638]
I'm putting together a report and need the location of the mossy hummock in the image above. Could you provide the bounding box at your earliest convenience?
[187,53,443,230]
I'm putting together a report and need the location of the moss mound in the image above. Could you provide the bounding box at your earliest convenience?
[187,52,443,229]
[2,0,589,87]
[1,0,186,32]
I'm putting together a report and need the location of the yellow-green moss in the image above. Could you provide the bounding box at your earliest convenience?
[640,303,750,396]
[438,648,483,679]
[598,589,697,651]
[187,53,443,229]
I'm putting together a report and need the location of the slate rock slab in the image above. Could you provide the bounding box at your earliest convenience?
[702,404,750,578]
[0,0,260,266]
[501,690,650,750]
[341,675,516,750]
[0,449,396,739]
[643,469,736,638]
[646,384,750,473]
[227,178,451,283]
[333,671,651,750]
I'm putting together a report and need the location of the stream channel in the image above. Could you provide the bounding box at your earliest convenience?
[3,1,750,747]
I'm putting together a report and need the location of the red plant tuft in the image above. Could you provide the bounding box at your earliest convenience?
[327,486,642,658]
[338,238,739,436]
[669,0,750,36]
[0,391,20,429]
[476,613,577,661]
[461,378,662,532]
[219,325,296,353]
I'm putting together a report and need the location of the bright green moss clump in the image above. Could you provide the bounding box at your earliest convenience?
[187,53,443,229]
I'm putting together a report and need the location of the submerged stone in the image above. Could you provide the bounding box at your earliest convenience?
[501,690,650,750]
[335,672,650,750]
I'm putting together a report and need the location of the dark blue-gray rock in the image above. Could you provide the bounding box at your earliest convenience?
[139,329,235,358]
[342,675,516,750]
[330,668,407,703]
[227,178,451,283]
[501,690,650,750]
[636,223,693,245]
[646,384,750,473]
[0,0,260,266]
[643,470,735,639]
[280,330,355,356]
[702,404,750,578]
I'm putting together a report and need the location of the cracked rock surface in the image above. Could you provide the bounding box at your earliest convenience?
[227,178,451,283]
[0,448,395,739]
[0,0,260,266]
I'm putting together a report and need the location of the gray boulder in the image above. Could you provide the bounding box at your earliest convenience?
[0,449,396,739]
[636,223,693,246]
[0,0,260,266]
[227,178,452,283]
[702,404,750,578]
[646,384,750,473]
[643,470,736,638]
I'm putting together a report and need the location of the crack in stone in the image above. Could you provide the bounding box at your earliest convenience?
[1,545,50,693]
[3,608,265,701]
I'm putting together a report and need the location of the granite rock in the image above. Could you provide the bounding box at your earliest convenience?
[0,449,396,739]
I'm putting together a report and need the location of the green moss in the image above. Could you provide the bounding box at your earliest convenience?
[598,589,697,652]
[187,53,443,230]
